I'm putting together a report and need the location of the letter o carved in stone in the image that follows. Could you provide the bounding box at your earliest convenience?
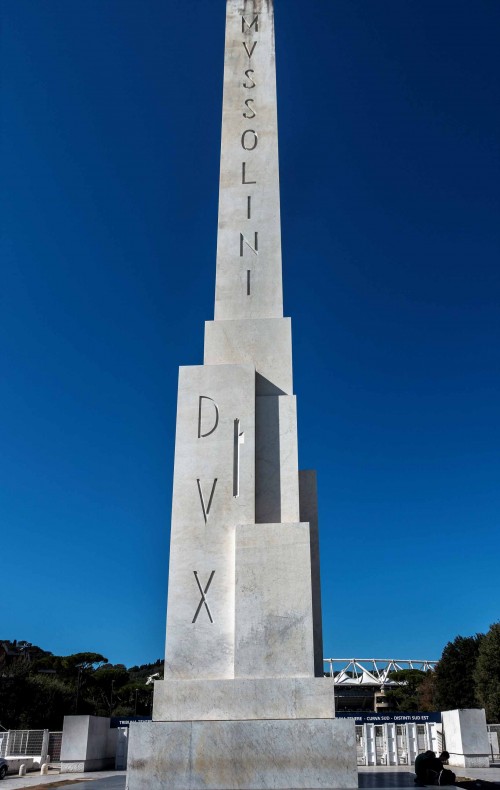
[241,129,258,151]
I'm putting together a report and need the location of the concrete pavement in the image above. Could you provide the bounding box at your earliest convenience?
[1,765,499,790]
[0,771,125,790]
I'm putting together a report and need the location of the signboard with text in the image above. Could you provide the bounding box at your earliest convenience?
[336,711,441,724]
[110,716,152,728]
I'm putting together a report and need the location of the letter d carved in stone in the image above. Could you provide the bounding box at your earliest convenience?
[198,396,219,438]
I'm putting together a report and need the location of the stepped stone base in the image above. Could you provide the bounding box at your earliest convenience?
[153,677,335,721]
[126,718,357,790]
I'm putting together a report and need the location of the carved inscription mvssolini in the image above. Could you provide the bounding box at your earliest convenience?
[240,13,260,298]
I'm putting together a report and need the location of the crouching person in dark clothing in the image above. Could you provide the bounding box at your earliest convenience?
[414,751,436,784]
[436,752,456,786]
[414,750,456,785]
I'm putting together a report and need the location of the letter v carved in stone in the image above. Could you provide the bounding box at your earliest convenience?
[196,479,218,524]
[243,41,257,59]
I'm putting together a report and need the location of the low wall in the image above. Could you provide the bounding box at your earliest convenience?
[60,715,117,772]
[5,758,35,774]
[442,709,490,768]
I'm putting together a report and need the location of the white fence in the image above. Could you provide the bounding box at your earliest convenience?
[355,721,438,766]
[0,729,50,768]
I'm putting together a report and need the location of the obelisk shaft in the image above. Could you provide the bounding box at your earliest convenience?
[214,0,283,321]
[163,0,322,682]
[205,0,293,399]
[126,3,357,783]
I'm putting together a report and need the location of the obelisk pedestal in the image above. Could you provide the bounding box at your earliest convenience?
[126,1,357,787]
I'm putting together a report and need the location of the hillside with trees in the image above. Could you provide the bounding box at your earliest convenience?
[0,640,163,730]
[2,623,499,728]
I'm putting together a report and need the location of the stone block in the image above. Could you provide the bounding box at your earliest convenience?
[441,708,490,767]
[60,715,116,772]
[204,318,293,395]
[152,677,335,721]
[127,718,357,790]
[3,758,34,775]
[299,470,324,677]
[165,363,255,680]
[214,0,283,322]
[256,395,299,523]
[235,522,315,678]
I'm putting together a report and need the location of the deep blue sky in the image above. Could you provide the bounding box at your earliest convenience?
[2,0,499,668]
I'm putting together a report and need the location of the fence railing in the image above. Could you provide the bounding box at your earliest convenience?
[488,724,500,763]
[0,729,50,767]
[48,731,62,764]
[4,730,45,757]
[354,721,437,766]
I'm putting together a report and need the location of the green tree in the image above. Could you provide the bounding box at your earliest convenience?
[474,622,500,723]
[385,669,428,711]
[0,661,31,729]
[58,652,108,714]
[109,682,154,717]
[0,641,164,728]
[18,675,74,730]
[434,634,484,710]
[417,669,438,711]
[85,666,130,716]
[60,652,108,676]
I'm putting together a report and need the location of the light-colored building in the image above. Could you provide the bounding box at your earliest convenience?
[325,657,437,712]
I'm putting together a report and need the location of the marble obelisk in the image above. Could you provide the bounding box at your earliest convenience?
[127,2,357,788]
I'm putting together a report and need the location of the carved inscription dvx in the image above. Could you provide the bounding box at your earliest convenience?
[193,394,245,625]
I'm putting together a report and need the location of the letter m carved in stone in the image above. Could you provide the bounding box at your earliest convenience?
[242,15,259,33]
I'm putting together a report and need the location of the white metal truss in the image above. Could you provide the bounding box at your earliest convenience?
[324,658,437,686]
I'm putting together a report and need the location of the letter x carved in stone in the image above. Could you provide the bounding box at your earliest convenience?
[192,570,215,624]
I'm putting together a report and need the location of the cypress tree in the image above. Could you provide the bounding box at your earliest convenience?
[475,622,500,723]
[434,633,483,710]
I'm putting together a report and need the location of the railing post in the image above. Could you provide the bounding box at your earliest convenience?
[41,730,50,766]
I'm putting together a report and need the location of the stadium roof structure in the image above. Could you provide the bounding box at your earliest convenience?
[324,658,438,686]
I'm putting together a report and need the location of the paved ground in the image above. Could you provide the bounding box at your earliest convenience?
[2,765,499,790]
[0,772,125,790]
[50,778,125,790]
[358,767,417,788]
[358,765,500,789]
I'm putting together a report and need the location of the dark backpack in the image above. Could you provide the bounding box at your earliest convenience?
[438,768,456,786]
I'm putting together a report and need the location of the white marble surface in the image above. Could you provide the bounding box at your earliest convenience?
[130,1,357,786]
[442,708,490,767]
[235,522,315,678]
[204,317,293,396]
[60,715,116,772]
[214,0,283,321]
[152,677,335,721]
[127,718,357,790]
[255,395,299,523]
[299,470,324,677]
[165,364,255,680]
